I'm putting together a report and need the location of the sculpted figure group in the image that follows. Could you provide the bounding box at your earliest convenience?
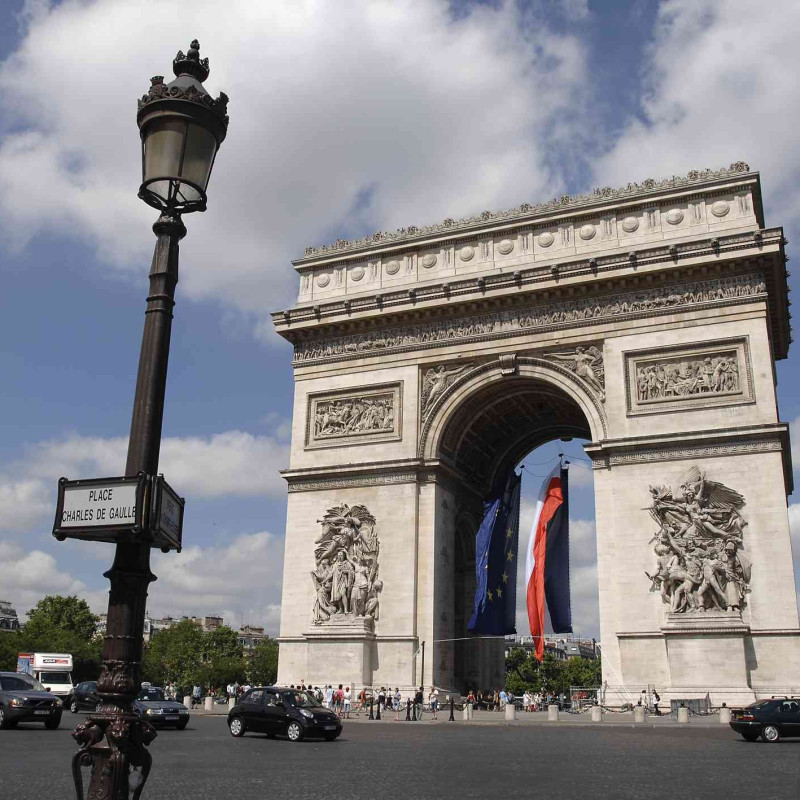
[314,395,394,439]
[637,353,740,402]
[311,504,382,623]
[646,466,751,613]
[295,273,765,363]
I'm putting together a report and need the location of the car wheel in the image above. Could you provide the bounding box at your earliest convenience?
[741,732,760,742]
[761,725,780,743]
[70,699,79,714]
[45,715,61,730]
[286,721,304,742]
[0,707,13,730]
[228,716,246,737]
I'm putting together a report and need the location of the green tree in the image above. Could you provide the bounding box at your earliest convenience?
[142,619,204,691]
[25,595,98,641]
[247,638,279,686]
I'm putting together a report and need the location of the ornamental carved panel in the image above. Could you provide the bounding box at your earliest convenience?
[625,338,754,416]
[305,382,402,449]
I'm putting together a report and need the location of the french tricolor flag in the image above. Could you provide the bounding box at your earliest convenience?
[525,465,572,661]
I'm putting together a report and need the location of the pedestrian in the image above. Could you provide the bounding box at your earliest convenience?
[343,686,351,718]
[499,688,507,710]
[324,683,334,710]
[653,690,661,716]
[414,686,424,720]
[335,684,344,715]
[378,686,386,711]
[393,687,401,721]
[428,686,439,720]
[191,683,201,709]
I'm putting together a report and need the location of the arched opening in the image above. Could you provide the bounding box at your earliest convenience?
[428,367,600,694]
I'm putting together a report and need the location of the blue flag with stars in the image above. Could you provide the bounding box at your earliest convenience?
[467,473,521,635]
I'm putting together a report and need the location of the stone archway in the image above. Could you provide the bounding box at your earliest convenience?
[274,164,799,706]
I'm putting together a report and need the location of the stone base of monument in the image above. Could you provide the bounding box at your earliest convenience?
[301,614,377,688]
[660,610,756,708]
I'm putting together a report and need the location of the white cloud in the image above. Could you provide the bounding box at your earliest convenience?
[148,531,284,634]
[0,0,589,328]
[0,541,107,615]
[596,0,800,224]
[0,428,289,532]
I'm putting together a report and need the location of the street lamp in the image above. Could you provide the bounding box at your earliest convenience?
[70,41,228,800]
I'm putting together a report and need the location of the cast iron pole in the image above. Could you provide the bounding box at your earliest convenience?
[73,212,186,800]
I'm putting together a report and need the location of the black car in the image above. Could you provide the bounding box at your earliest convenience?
[70,680,100,713]
[133,685,190,729]
[228,687,342,741]
[0,671,63,729]
[730,698,800,742]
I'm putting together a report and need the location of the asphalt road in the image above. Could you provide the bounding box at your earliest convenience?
[1,715,798,800]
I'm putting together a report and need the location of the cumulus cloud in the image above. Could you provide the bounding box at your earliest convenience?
[0,541,107,614]
[148,531,284,634]
[0,0,589,329]
[596,0,800,222]
[0,428,289,532]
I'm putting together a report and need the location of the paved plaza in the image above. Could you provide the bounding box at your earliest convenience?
[2,713,798,800]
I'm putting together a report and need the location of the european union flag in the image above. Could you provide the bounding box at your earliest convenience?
[467,473,521,635]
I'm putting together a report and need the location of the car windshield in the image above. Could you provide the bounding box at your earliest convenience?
[42,672,71,683]
[1,674,46,692]
[138,687,166,701]
[285,691,322,708]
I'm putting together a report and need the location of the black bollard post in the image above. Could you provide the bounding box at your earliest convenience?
[406,699,411,721]
[369,698,374,720]
[376,699,381,721]
[449,697,455,722]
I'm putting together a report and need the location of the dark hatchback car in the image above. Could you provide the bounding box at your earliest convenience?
[0,671,63,729]
[70,680,100,713]
[132,685,190,729]
[228,687,342,742]
[730,698,800,742]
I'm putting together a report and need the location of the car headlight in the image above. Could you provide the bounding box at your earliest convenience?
[9,698,24,707]
[299,709,314,718]
[146,708,163,715]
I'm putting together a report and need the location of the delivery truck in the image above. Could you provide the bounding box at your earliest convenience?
[17,653,74,699]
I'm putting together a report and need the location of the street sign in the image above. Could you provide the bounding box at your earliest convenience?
[53,475,147,543]
[151,475,184,553]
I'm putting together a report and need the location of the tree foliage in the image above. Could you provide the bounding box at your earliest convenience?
[25,595,98,641]
[505,647,601,696]
[247,638,279,686]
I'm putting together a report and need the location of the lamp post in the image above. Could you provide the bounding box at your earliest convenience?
[71,41,228,800]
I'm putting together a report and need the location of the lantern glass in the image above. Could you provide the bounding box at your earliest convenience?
[181,122,217,193]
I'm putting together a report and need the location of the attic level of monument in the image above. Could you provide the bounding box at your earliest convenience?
[272,165,790,362]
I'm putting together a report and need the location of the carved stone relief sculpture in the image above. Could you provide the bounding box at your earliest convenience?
[421,363,474,418]
[306,384,402,448]
[544,345,605,401]
[645,466,751,614]
[311,504,382,623]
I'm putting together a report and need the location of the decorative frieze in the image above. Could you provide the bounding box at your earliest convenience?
[543,345,604,401]
[305,383,402,449]
[646,466,751,613]
[294,273,766,364]
[625,338,753,416]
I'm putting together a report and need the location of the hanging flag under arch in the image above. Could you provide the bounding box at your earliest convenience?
[525,464,572,661]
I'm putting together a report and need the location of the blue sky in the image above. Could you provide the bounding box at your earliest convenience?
[0,0,798,639]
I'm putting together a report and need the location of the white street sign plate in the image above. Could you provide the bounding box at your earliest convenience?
[60,482,138,528]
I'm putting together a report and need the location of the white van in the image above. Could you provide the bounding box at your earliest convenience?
[17,653,74,699]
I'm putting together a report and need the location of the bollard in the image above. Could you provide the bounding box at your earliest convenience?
[719,707,731,725]
[204,696,213,712]
[461,705,470,721]
[369,698,374,720]
[406,699,411,721]
[634,706,645,724]
[677,706,689,724]
[449,697,455,722]
[547,704,559,722]
[376,700,381,721]
[591,705,603,723]
[505,703,516,721]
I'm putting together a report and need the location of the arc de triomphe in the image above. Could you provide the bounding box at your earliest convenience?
[272,163,798,705]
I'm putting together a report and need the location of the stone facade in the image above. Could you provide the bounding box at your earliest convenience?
[272,165,799,705]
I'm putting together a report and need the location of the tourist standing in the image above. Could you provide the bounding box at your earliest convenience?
[343,686,352,718]
[414,686,424,720]
[428,686,439,720]
[324,684,334,709]
[393,687,402,721]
